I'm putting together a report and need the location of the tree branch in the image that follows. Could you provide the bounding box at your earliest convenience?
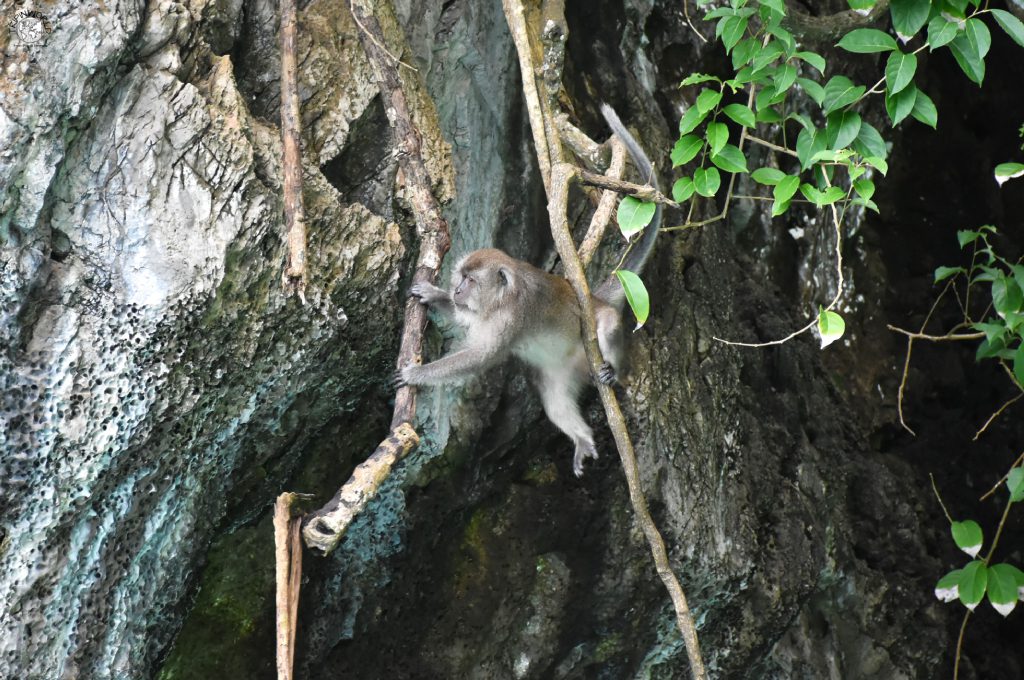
[301,0,451,555]
[502,0,707,677]
[280,0,307,300]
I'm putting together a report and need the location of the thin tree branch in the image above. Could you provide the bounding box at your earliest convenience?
[577,169,678,207]
[502,1,707,676]
[302,0,452,554]
[280,0,307,300]
[579,137,627,268]
[274,493,305,680]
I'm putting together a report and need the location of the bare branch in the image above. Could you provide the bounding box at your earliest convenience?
[579,137,627,268]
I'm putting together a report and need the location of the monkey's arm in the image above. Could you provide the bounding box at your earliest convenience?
[410,282,455,319]
[400,347,500,386]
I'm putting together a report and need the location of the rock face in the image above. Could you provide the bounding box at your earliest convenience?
[2,0,1023,678]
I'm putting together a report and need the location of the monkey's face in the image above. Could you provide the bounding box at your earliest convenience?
[451,265,510,315]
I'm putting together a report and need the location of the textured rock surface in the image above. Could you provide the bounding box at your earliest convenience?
[2,0,1023,678]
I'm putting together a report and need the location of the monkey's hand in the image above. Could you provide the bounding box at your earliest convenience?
[597,362,618,386]
[410,282,450,306]
[392,365,416,390]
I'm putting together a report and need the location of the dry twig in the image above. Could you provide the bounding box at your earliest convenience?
[501,0,707,676]
[301,0,452,555]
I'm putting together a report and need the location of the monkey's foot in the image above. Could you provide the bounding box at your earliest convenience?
[597,362,618,385]
[572,439,598,477]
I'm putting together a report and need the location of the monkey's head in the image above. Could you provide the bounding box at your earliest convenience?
[452,248,517,316]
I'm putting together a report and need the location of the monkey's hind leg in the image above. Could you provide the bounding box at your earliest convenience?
[538,369,597,477]
[595,307,626,386]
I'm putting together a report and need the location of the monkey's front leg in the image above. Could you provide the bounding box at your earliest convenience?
[397,347,497,387]
[410,281,454,319]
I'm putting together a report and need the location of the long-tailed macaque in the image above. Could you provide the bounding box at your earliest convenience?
[398,105,661,476]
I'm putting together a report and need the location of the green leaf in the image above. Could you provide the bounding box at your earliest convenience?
[927,16,960,50]
[822,75,866,115]
[796,126,827,170]
[773,62,798,92]
[949,31,985,85]
[995,163,1024,186]
[679,106,709,135]
[774,175,800,203]
[851,122,887,161]
[616,196,657,237]
[837,28,897,53]
[671,135,704,167]
[796,50,826,74]
[752,167,787,185]
[966,18,992,59]
[885,50,917,94]
[957,229,980,248]
[696,88,724,115]
[853,177,874,201]
[706,122,729,155]
[756,106,783,123]
[991,9,1024,49]
[759,0,787,16]
[851,196,879,212]
[681,73,722,87]
[910,89,937,128]
[721,15,749,53]
[890,0,930,40]
[731,38,760,70]
[693,166,722,197]
[993,276,1024,318]
[722,103,756,128]
[817,308,845,348]
[987,563,1019,616]
[710,144,749,174]
[770,197,791,216]
[933,266,964,283]
[959,560,989,610]
[672,177,695,203]
[1008,467,1024,503]
[614,269,650,329]
[800,183,844,207]
[797,77,825,105]
[751,40,785,72]
[935,568,962,602]
[863,155,888,175]
[885,82,917,125]
[951,520,983,558]
[825,110,862,149]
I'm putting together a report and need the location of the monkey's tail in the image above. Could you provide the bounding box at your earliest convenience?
[593,104,662,310]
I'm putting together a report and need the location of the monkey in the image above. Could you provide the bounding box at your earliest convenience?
[398,104,661,477]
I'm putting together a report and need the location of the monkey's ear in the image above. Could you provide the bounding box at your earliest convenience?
[497,267,513,287]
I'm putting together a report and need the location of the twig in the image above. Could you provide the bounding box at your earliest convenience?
[980,451,1024,501]
[929,473,953,523]
[885,327,984,342]
[715,169,849,347]
[503,0,553,194]
[683,0,708,43]
[579,137,627,268]
[280,0,307,301]
[954,610,971,680]
[502,0,707,675]
[302,0,452,554]
[746,134,799,158]
[973,393,1023,441]
[577,169,678,207]
[274,493,304,680]
[348,0,418,70]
